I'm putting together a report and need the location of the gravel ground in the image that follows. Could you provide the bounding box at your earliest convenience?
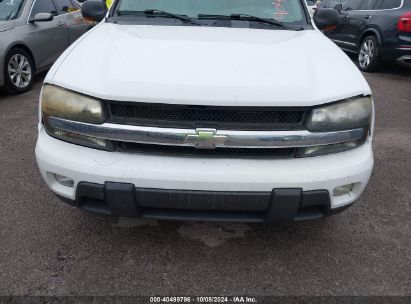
[0,63,410,297]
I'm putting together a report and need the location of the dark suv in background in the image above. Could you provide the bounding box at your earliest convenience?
[319,0,347,9]
[321,0,411,72]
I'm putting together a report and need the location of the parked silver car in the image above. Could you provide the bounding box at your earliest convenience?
[0,0,90,93]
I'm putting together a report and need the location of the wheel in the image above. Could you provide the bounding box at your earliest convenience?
[357,35,380,72]
[3,48,35,94]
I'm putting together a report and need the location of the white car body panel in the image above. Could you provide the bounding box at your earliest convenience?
[46,23,371,107]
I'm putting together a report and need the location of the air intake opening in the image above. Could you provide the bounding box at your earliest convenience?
[108,102,306,130]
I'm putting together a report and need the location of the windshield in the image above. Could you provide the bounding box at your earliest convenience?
[114,0,308,26]
[0,0,25,21]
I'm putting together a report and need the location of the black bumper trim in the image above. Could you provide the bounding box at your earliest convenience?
[105,182,141,217]
[56,182,350,223]
[265,189,302,223]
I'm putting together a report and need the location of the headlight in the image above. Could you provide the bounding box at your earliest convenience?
[307,96,372,132]
[41,85,113,151]
[41,84,104,124]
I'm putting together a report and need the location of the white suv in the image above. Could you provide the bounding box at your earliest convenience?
[36,0,374,223]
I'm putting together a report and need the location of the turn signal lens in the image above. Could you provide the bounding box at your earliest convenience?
[45,122,114,151]
[296,136,366,158]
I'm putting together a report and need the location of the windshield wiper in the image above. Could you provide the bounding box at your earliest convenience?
[198,14,290,30]
[118,9,201,25]
[145,9,202,25]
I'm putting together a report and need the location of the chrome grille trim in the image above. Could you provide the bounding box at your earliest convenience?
[47,116,366,149]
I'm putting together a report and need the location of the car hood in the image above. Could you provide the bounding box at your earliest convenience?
[49,23,371,107]
[0,20,15,32]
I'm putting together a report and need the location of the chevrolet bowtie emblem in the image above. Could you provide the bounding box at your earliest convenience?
[185,129,228,150]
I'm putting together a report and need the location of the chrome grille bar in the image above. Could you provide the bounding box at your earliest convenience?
[47,116,366,149]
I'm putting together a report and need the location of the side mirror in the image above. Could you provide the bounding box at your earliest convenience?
[81,0,107,23]
[334,4,343,12]
[314,8,340,30]
[29,13,54,23]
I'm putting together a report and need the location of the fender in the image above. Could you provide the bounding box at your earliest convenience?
[358,27,383,46]
[4,41,36,68]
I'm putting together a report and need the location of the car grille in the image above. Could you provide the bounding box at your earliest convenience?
[107,102,306,130]
[105,101,308,157]
[116,141,296,158]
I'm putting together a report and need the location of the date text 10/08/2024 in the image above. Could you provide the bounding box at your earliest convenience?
[149,297,258,303]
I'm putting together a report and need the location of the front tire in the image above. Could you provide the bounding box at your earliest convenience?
[3,48,35,94]
[357,35,380,72]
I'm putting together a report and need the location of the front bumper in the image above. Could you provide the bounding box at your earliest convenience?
[58,182,352,223]
[36,127,374,222]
